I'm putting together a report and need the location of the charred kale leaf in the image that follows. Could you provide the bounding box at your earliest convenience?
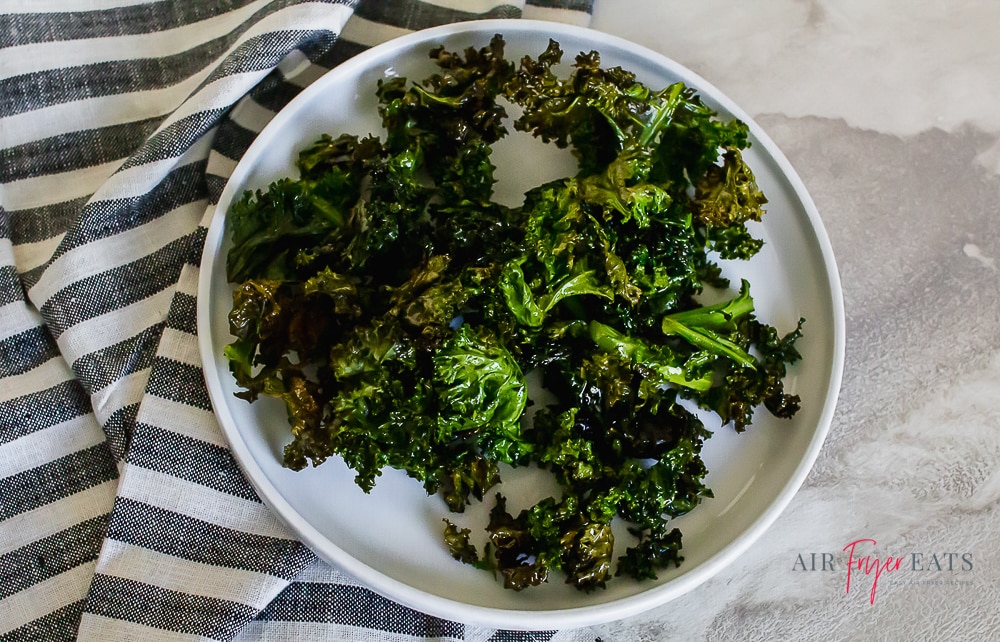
[225,35,803,591]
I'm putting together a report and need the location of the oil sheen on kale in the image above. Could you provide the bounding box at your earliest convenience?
[223,35,804,592]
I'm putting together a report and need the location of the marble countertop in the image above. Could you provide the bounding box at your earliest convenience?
[585,1,1000,640]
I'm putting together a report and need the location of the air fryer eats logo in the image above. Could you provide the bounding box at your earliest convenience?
[793,538,973,604]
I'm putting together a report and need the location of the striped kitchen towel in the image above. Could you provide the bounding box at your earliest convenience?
[0,1,600,640]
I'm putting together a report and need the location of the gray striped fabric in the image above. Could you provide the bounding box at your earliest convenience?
[0,1,600,640]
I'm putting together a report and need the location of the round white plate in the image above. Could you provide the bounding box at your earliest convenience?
[198,19,845,630]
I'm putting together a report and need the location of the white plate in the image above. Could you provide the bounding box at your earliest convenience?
[198,19,845,630]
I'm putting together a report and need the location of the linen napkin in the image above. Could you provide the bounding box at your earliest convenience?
[0,1,601,640]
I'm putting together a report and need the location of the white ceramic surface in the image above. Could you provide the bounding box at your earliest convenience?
[198,19,844,630]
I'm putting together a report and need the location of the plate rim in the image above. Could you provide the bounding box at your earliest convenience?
[196,18,846,630]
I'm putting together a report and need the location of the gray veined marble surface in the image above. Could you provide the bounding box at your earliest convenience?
[582,1,1000,640]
